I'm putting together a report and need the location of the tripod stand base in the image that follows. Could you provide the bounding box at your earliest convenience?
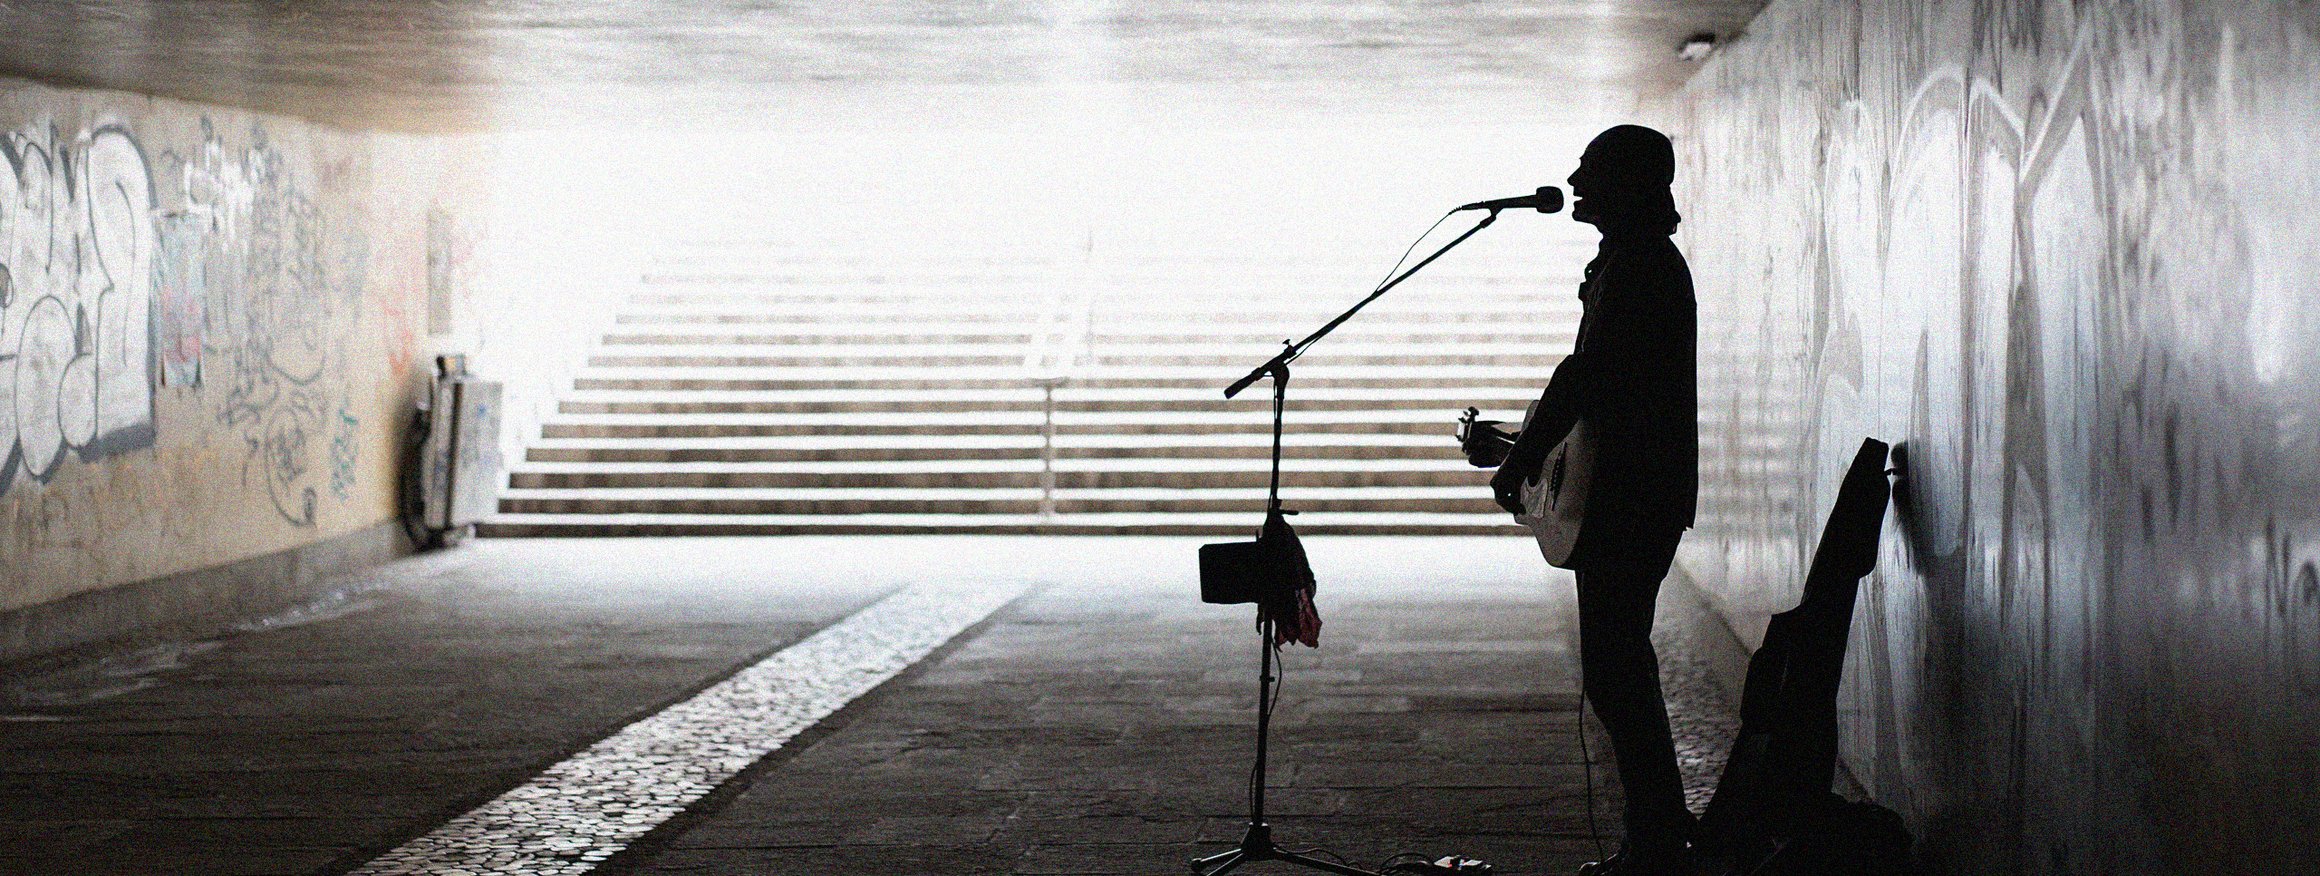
[1191,823,1380,876]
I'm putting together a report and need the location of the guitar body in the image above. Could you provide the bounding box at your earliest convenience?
[1512,402,1593,569]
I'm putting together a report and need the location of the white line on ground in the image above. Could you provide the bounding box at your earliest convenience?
[352,582,1025,876]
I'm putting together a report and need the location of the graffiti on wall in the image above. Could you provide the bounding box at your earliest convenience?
[0,124,159,491]
[1671,2,2320,872]
[155,211,205,386]
[0,114,377,530]
[163,119,369,526]
[328,405,359,502]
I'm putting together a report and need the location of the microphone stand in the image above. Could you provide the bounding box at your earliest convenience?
[1192,209,1501,876]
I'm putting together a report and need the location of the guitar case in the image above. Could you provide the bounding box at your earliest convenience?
[1698,438,1913,875]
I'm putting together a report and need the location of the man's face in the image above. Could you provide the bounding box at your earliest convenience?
[1565,153,1605,224]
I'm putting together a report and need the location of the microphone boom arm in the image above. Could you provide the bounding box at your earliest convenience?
[1223,209,1500,399]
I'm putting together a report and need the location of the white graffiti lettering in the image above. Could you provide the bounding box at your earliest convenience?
[0,123,158,490]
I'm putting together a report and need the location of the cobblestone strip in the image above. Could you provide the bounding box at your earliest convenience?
[1657,643,1740,813]
[353,582,1024,876]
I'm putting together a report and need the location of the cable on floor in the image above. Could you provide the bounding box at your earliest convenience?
[1579,695,1606,861]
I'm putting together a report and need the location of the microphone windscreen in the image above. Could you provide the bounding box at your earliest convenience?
[1534,186,1565,213]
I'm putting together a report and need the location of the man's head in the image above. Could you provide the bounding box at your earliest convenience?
[1567,125,1677,232]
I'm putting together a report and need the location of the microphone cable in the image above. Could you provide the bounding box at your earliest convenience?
[1371,209,1461,296]
[1367,205,1610,870]
[1578,695,1607,862]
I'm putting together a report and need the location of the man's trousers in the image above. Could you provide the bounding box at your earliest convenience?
[1573,527,1692,846]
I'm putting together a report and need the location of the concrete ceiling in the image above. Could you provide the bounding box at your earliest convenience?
[0,1,1766,133]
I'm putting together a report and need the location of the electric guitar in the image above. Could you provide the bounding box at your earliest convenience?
[1457,401,1594,568]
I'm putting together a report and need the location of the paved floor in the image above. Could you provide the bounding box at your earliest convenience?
[0,537,1738,876]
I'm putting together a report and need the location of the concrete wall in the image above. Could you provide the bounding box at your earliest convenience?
[1663,1,2320,871]
[0,78,477,633]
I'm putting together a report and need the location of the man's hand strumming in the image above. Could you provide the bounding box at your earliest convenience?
[1490,461,1532,515]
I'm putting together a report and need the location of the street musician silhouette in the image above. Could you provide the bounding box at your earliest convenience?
[1490,125,1699,875]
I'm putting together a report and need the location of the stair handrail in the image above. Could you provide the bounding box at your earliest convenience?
[1023,253,1100,520]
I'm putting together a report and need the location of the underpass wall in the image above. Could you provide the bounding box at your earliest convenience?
[0,77,481,655]
[1663,1,2320,871]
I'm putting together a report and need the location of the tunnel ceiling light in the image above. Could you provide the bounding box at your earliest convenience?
[1677,33,1718,62]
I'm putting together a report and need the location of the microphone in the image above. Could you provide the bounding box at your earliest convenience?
[1456,186,1564,213]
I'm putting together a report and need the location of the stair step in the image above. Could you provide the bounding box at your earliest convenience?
[585,354,1564,369]
[614,309,1575,326]
[534,410,1512,440]
[1082,331,1575,345]
[539,421,1472,439]
[629,274,1579,291]
[550,400,1518,415]
[616,299,1574,319]
[618,311,1046,325]
[566,375,1549,392]
[544,409,1517,426]
[525,432,1454,449]
[585,354,1028,368]
[524,448,1482,463]
[519,434,1470,463]
[636,275,1058,289]
[609,306,1579,326]
[507,458,1487,489]
[497,485,1498,516]
[622,288,1573,307]
[479,511,1529,537]
[499,485,1483,499]
[555,392,1535,415]
[585,340,1570,357]
[591,329,1575,346]
[1087,352,1562,368]
[507,457,1479,473]
[558,386,1542,403]
[506,471,1486,490]
[566,364,1559,383]
[601,332,1041,345]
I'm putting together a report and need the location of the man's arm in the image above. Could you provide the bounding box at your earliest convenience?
[1489,255,1673,512]
[1503,358,1585,473]
[1489,345,1596,514]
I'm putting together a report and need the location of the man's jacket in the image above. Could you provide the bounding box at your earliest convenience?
[1530,231,1698,550]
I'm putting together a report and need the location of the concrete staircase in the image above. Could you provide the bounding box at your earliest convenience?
[485,244,1599,536]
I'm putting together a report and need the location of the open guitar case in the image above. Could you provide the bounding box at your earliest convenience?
[1696,438,1915,875]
